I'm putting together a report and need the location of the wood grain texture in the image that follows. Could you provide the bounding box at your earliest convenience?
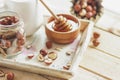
[95,9,120,36]
[80,47,120,80]
[91,28,120,59]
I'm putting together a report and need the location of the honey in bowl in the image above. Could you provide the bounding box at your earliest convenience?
[45,14,80,44]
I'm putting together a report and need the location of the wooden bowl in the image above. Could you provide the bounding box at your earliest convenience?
[45,14,81,44]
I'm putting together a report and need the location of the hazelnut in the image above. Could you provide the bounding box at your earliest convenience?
[44,58,53,65]
[63,62,71,70]
[86,12,93,19]
[46,41,52,49]
[0,19,7,25]
[16,32,24,40]
[92,40,100,47]
[6,72,14,80]
[93,32,100,39]
[87,0,93,4]
[92,10,97,16]
[74,3,81,12]
[39,49,48,57]
[81,2,87,8]
[79,9,87,17]
[0,70,5,77]
[86,5,93,12]
[27,53,34,59]
[11,16,19,23]
[48,52,57,60]
[38,54,44,62]
[5,40,11,48]
[63,65,70,70]
[17,39,25,46]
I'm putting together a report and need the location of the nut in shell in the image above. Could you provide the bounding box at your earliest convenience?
[0,70,5,77]
[38,54,45,62]
[48,52,57,60]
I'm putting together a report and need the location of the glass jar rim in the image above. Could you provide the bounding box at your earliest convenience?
[0,10,22,28]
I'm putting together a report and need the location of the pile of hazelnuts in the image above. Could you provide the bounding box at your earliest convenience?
[0,16,19,25]
[71,0,103,20]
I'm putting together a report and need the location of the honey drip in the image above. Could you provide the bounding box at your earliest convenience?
[53,16,72,32]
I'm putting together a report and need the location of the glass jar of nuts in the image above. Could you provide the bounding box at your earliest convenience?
[0,11,25,57]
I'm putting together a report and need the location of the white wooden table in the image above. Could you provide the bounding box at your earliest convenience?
[0,0,120,80]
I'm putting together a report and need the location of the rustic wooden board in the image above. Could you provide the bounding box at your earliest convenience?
[80,47,120,80]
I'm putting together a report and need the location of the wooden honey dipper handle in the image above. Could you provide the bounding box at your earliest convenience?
[39,0,59,21]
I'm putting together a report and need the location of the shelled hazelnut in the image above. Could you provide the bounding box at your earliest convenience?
[93,32,100,39]
[0,70,14,80]
[6,72,14,80]
[92,39,100,47]
[39,49,48,57]
[91,32,100,47]
[46,41,52,49]
[27,53,34,59]
[0,16,19,25]
[63,62,71,70]
[48,52,57,60]
[38,54,45,62]
[44,58,53,65]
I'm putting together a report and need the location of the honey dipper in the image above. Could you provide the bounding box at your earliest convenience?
[39,0,72,32]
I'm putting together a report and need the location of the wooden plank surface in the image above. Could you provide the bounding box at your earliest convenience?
[80,47,120,80]
[91,28,120,59]
[95,9,120,36]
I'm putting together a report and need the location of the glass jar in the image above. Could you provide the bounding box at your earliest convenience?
[0,11,25,57]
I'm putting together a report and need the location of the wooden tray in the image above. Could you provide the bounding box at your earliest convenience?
[0,17,94,79]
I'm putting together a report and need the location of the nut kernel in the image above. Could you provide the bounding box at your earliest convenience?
[38,54,44,62]
[44,58,53,65]
[27,53,34,59]
[46,41,52,49]
[6,72,14,80]
[48,52,57,60]
[39,49,48,57]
